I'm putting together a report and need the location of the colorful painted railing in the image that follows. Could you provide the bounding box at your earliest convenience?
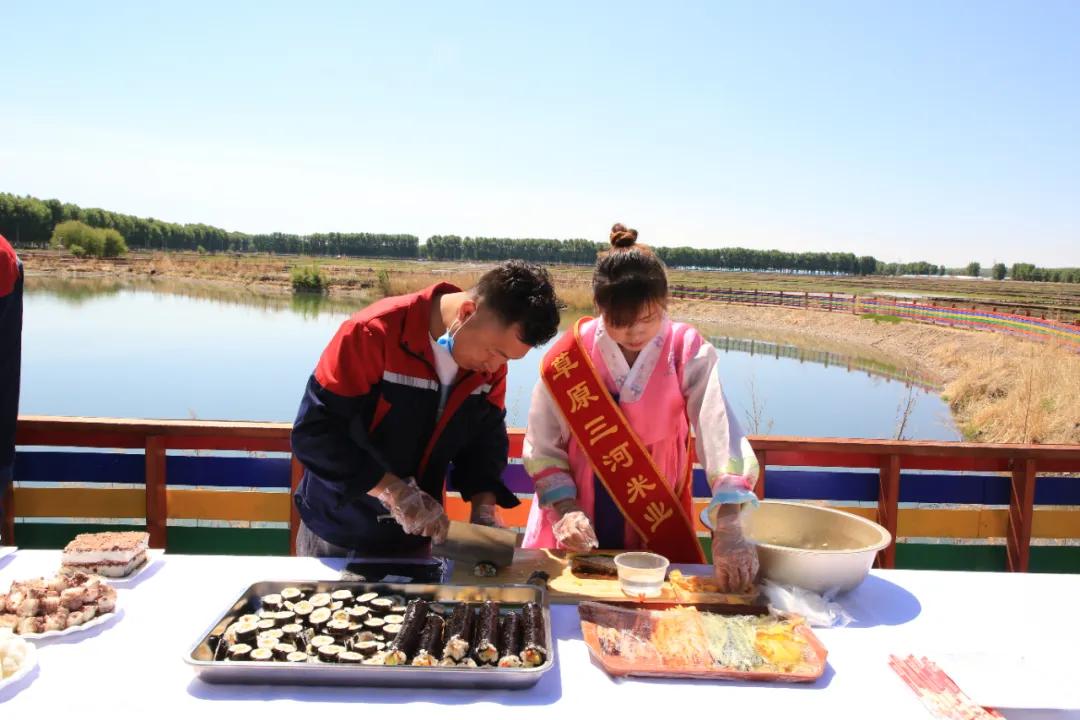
[669,286,1080,350]
[4,416,1080,572]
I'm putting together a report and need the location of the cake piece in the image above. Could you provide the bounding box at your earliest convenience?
[61,531,150,578]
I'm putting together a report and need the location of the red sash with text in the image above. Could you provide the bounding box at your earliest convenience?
[541,317,705,562]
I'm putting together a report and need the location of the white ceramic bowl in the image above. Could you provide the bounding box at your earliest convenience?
[741,500,892,595]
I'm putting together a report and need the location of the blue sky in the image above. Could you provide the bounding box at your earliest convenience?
[2,1,1077,266]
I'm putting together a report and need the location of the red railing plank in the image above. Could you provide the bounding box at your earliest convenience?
[876,454,901,569]
[144,436,167,549]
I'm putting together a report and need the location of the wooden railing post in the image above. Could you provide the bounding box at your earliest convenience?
[289,455,304,556]
[1,480,14,546]
[145,436,167,549]
[876,454,900,569]
[1007,458,1036,572]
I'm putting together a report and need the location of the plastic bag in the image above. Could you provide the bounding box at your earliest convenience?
[760,580,854,628]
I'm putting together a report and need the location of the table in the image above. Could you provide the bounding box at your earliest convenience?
[2,550,1077,718]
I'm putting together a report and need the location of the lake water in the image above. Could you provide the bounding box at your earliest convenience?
[20,278,959,440]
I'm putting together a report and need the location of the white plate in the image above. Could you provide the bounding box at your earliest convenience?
[99,548,164,587]
[0,640,38,693]
[18,608,122,641]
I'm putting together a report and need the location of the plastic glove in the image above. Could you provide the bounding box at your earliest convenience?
[470,503,502,528]
[552,500,599,552]
[376,477,450,544]
[710,505,759,592]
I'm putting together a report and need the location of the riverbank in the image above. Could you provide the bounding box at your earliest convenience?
[677,300,1080,444]
[22,251,1080,444]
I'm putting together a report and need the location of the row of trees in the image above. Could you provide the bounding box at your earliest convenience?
[4,192,1077,282]
[0,193,419,258]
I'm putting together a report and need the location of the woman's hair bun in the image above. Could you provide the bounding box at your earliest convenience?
[609,223,638,248]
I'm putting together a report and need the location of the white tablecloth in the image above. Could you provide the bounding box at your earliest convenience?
[1,550,1077,718]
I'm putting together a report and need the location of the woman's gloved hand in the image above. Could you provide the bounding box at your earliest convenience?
[710,504,759,592]
[375,476,450,544]
[551,500,599,552]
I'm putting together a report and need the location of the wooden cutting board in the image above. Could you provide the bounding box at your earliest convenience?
[448,548,760,605]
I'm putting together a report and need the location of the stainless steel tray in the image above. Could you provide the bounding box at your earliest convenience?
[185,581,554,689]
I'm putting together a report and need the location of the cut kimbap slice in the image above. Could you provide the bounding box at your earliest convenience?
[272,643,297,660]
[280,587,304,604]
[338,650,364,664]
[227,643,252,661]
[309,593,332,608]
[331,589,354,603]
[261,593,283,611]
[285,651,309,663]
[250,647,274,662]
[317,644,346,663]
[369,597,394,616]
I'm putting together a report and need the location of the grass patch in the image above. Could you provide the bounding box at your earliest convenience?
[290,265,328,293]
[860,313,904,324]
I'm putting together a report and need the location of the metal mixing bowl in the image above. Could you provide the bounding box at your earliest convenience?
[742,500,892,595]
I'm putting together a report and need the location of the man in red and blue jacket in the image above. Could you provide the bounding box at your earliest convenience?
[0,234,22,532]
[291,261,561,557]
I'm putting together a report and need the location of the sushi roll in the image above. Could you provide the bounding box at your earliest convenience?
[257,609,278,622]
[238,614,261,626]
[256,618,277,632]
[520,602,547,667]
[443,603,476,661]
[317,644,346,663]
[331,589,354,603]
[410,614,445,666]
[352,639,381,658]
[383,613,405,626]
[309,607,332,630]
[293,600,314,620]
[261,593,283,611]
[382,623,402,640]
[383,599,428,666]
[309,593,332,609]
[234,621,258,643]
[309,635,336,656]
[281,623,304,640]
[332,609,351,623]
[272,642,297,660]
[353,630,379,644]
[390,603,408,616]
[363,616,386,633]
[472,601,501,665]
[280,587,304,605]
[497,613,524,668]
[274,610,296,626]
[356,592,379,607]
[226,643,250,661]
[369,597,394,616]
[285,651,309,663]
[346,605,370,621]
[211,634,230,662]
[327,619,352,639]
[250,647,274,662]
[257,635,279,650]
[338,651,364,664]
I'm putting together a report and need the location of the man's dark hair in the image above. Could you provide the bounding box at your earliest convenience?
[473,260,560,346]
